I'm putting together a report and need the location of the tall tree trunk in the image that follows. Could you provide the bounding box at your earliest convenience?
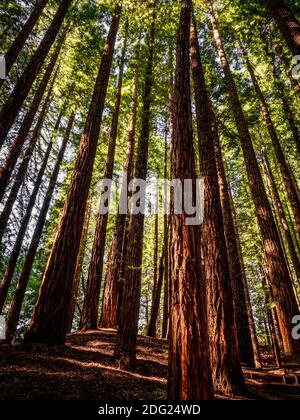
[162,127,170,339]
[191,17,245,395]
[167,0,213,401]
[229,189,262,369]
[100,52,139,330]
[265,0,300,56]
[148,212,160,338]
[4,113,74,341]
[0,37,63,202]
[213,111,255,367]
[207,0,300,357]
[0,98,59,245]
[147,212,159,335]
[114,2,157,370]
[66,201,91,334]
[23,7,121,345]
[80,26,127,330]
[0,0,49,90]
[0,0,72,146]
[263,154,300,285]
[0,140,52,314]
[261,267,283,368]
[244,52,300,239]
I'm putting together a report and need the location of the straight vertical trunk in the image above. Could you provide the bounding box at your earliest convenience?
[24,7,121,345]
[0,140,52,314]
[207,0,300,356]
[190,17,245,395]
[213,111,255,368]
[263,155,300,285]
[0,0,49,90]
[80,26,127,330]
[167,0,213,401]
[100,56,139,330]
[0,98,60,245]
[265,0,300,56]
[4,114,74,341]
[244,52,300,239]
[66,201,91,334]
[147,213,161,338]
[0,0,72,146]
[114,3,157,369]
[0,37,63,202]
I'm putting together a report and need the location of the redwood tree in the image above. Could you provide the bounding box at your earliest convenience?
[0,0,72,146]
[265,0,300,56]
[114,1,157,369]
[80,26,127,330]
[0,0,49,90]
[4,113,74,342]
[207,0,300,357]
[190,16,245,395]
[24,5,122,345]
[167,0,213,400]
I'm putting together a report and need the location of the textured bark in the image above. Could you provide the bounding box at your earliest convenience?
[162,130,170,339]
[265,0,300,56]
[263,155,300,285]
[230,190,262,369]
[66,201,91,334]
[244,53,300,239]
[207,0,300,356]
[0,140,52,314]
[0,89,56,245]
[213,112,255,368]
[167,0,213,400]
[0,38,63,202]
[100,55,139,330]
[262,269,283,368]
[0,97,59,240]
[80,26,127,330]
[191,17,245,395]
[24,7,121,345]
[0,0,49,90]
[114,3,157,369]
[147,213,161,338]
[5,114,74,342]
[0,0,72,146]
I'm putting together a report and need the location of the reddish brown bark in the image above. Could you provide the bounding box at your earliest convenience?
[213,112,255,368]
[207,0,300,357]
[100,55,139,330]
[0,140,52,314]
[265,0,300,56]
[191,17,245,395]
[24,7,121,345]
[67,201,91,334]
[0,38,63,202]
[0,0,72,146]
[114,3,157,369]
[167,0,213,400]
[80,26,127,330]
[0,0,49,90]
[275,45,300,99]
[263,155,300,285]
[0,97,60,245]
[5,113,74,342]
[244,53,300,239]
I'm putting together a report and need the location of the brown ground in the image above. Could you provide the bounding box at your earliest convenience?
[0,329,300,400]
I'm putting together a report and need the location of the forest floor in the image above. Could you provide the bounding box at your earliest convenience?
[0,329,300,400]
